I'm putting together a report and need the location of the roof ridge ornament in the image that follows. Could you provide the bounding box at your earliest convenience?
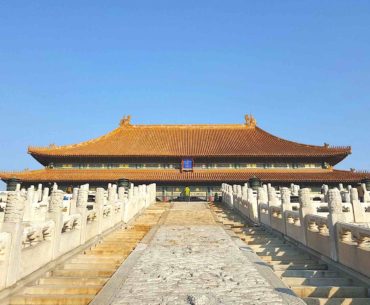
[245,114,256,128]
[120,115,132,127]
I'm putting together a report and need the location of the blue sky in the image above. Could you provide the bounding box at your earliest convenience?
[0,1,369,189]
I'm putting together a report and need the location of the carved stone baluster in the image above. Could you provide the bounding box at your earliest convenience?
[350,188,366,223]
[298,188,315,245]
[48,189,63,259]
[2,191,27,286]
[328,188,346,261]
[248,188,258,223]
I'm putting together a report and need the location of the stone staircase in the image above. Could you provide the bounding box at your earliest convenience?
[210,202,370,305]
[3,203,168,305]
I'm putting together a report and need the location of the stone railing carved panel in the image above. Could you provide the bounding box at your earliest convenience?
[62,214,81,233]
[285,210,300,226]
[86,210,97,223]
[22,221,54,248]
[103,206,112,218]
[0,232,11,260]
[305,214,329,235]
[337,223,370,248]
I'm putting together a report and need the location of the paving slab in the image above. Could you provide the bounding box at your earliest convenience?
[97,203,302,305]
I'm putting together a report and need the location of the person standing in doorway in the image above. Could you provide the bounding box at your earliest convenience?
[184,186,191,202]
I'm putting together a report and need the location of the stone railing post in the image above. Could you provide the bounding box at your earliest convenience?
[280,187,291,235]
[362,183,370,203]
[268,185,279,207]
[298,188,316,245]
[152,183,157,203]
[235,185,242,210]
[321,184,329,202]
[248,188,259,223]
[291,184,300,196]
[23,186,35,221]
[95,188,105,234]
[69,187,79,215]
[108,185,116,204]
[350,188,366,223]
[36,184,43,202]
[228,185,234,208]
[0,232,11,290]
[41,187,50,203]
[257,186,268,223]
[2,191,26,286]
[48,189,64,259]
[118,186,126,221]
[123,186,134,223]
[76,187,88,245]
[118,186,126,201]
[281,187,292,212]
[257,186,268,205]
[342,190,350,204]
[328,188,346,261]
[242,185,248,200]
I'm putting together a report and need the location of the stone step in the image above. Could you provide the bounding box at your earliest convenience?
[303,297,370,305]
[226,223,246,228]
[237,234,277,241]
[267,259,318,265]
[24,285,102,295]
[88,249,132,255]
[283,277,354,287]
[52,268,116,277]
[260,254,311,261]
[38,276,108,286]
[99,238,141,242]
[272,263,328,271]
[247,240,287,245]
[239,235,272,240]
[259,252,306,258]
[90,247,134,253]
[9,294,95,305]
[107,235,142,239]
[276,270,341,278]
[103,236,144,241]
[252,247,297,254]
[96,239,137,244]
[70,256,123,264]
[292,286,368,298]
[62,262,119,270]
[79,253,124,259]
[94,242,137,247]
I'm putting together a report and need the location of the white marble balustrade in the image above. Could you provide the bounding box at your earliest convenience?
[221,182,370,278]
[0,182,157,291]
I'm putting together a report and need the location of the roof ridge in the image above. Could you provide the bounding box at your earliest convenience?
[129,124,248,128]
[28,127,123,152]
[255,127,351,152]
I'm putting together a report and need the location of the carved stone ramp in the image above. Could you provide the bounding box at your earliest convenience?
[2,203,169,305]
[91,202,304,305]
[210,202,370,305]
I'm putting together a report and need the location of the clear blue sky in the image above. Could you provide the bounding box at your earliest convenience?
[0,1,369,189]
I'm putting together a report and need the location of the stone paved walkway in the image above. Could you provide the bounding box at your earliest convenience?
[110,203,286,305]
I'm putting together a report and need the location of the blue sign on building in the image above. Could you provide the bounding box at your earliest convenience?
[182,159,193,171]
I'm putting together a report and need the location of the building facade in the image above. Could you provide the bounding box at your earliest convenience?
[1,115,369,200]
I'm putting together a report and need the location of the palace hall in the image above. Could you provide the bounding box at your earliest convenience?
[1,115,369,200]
